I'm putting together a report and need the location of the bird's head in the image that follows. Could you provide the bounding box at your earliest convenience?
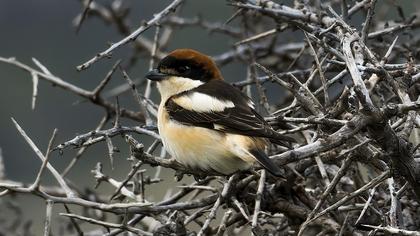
[145,49,222,100]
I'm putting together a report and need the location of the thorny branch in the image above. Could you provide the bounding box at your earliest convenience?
[1,0,420,235]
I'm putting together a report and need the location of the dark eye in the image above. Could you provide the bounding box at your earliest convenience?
[177,65,190,74]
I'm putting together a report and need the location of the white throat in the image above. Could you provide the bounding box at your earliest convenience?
[157,76,204,101]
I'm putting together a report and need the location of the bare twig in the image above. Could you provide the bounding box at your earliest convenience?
[342,35,376,113]
[216,209,232,236]
[56,125,159,150]
[354,186,377,225]
[251,170,265,233]
[92,59,122,96]
[309,171,390,224]
[361,0,378,44]
[298,156,354,236]
[31,129,58,190]
[144,25,161,99]
[60,213,153,235]
[197,175,237,236]
[0,57,144,122]
[304,31,329,106]
[110,160,143,200]
[12,118,75,198]
[61,114,109,177]
[30,72,39,110]
[77,0,184,70]
[119,66,153,126]
[75,0,93,33]
[362,225,420,236]
[44,200,54,236]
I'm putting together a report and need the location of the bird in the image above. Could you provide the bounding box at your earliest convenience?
[145,49,294,176]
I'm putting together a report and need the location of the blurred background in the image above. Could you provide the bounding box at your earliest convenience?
[1,0,420,235]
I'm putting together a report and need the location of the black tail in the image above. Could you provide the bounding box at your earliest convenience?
[262,127,295,148]
[249,149,285,177]
[267,131,295,149]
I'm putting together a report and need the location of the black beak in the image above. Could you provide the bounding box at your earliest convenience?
[145,69,167,81]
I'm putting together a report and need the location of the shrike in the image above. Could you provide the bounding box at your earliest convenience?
[146,49,293,176]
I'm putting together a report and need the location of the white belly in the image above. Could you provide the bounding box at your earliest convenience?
[158,105,254,175]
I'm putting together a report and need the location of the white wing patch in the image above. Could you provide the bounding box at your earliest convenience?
[174,92,235,112]
[247,100,255,109]
[213,124,225,130]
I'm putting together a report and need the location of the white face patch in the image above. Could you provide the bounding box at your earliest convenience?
[174,92,235,112]
[157,76,204,100]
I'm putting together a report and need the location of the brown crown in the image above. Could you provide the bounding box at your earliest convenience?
[167,49,223,80]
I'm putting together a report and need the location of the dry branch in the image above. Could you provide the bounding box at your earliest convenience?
[1,0,420,235]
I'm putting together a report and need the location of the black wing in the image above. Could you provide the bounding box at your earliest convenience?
[165,80,294,143]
